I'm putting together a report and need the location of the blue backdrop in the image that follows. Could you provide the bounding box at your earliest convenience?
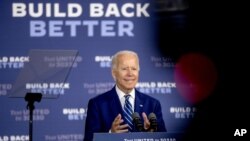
[2,0,244,141]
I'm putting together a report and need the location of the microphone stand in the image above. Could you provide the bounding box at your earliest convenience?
[25,93,42,141]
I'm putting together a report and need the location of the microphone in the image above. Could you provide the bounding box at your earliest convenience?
[148,113,158,132]
[132,112,144,132]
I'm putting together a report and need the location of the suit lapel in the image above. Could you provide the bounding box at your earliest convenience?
[134,90,144,114]
[109,87,123,117]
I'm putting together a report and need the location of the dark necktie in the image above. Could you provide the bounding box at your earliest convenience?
[123,95,133,131]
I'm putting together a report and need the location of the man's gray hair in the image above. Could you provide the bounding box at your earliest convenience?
[111,50,140,70]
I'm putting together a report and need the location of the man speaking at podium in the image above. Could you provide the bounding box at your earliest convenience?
[84,50,166,141]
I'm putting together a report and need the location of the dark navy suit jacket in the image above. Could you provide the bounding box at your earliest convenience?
[84,86,166,141]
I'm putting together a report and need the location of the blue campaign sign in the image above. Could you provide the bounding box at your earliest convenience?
[0,1,213,141]
[93,132,186,141]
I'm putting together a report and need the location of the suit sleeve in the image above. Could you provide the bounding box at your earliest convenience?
[84,99,101,141]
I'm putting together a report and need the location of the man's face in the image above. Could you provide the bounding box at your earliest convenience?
[112,54,139,93]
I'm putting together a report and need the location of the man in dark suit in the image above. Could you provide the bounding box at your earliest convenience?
[84,50,166,141]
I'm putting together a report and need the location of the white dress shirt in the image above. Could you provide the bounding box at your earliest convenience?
[115,85,135,112]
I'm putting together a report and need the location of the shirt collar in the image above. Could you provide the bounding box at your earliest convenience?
[115,85,135,100]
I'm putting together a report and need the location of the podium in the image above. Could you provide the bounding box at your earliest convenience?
[93,132,186,141]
